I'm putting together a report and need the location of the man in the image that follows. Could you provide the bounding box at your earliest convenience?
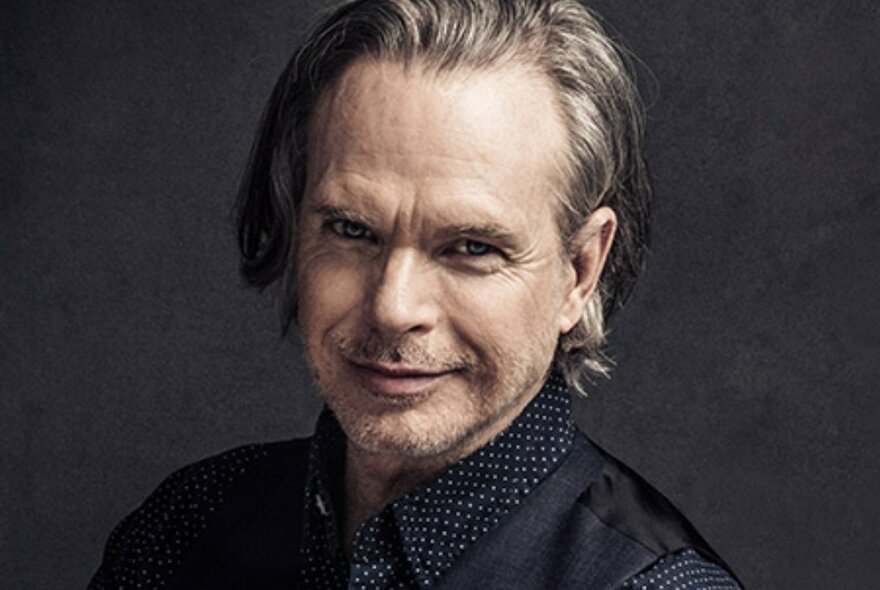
[90,1,741,588]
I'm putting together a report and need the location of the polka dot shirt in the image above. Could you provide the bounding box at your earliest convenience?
[299,373,577,589]
[89,374,741,589]
[622,549,741,590]
[89,444,270,590]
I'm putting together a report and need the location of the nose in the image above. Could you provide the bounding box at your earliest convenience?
[365,248,439,336]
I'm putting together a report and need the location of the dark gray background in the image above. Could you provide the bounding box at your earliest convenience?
[3,0,879,588]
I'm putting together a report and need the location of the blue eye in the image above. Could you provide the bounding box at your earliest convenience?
[333,219,372,240]
[463,240,494,256]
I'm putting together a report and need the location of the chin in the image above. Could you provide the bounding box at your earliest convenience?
[309,339,551,461]
[327,386,483,459]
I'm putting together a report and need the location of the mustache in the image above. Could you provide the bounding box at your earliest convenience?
[331,332,476,372]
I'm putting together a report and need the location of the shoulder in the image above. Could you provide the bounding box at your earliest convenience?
[437,433,741,589]
[571,435,741,588]
[620,549,741,589]
[577,437,719,560]
[88,438,311,590]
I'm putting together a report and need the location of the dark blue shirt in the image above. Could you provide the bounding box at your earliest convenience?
[298,374,740,589]
[89,374,740,589]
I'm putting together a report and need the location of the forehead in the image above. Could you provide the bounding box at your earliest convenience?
[306,59,568,233]
[312,59,565,173]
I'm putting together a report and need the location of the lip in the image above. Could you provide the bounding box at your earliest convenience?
[348,360,453,397]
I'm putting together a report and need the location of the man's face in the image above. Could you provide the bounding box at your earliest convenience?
[296,59,580,461]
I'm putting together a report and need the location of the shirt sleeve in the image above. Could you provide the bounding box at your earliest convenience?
[87,444,270,590]
[619,549,742,590]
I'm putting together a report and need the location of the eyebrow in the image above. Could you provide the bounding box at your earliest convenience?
[311,204,373,226]
[435,223,519,244]
[312,203,522,247]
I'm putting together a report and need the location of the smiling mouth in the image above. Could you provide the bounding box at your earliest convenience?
[348,360,457,398]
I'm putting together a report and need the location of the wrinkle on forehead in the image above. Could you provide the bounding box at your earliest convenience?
[307,58,567,190]
[303,58,570,259]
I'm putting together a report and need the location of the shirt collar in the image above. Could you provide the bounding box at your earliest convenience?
[303,372,576,587]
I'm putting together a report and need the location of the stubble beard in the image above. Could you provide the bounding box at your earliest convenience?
[310,328,555,460]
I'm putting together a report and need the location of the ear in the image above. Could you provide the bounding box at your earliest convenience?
[559,206,617,334]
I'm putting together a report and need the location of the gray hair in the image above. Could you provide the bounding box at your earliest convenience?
[236,0,651,393]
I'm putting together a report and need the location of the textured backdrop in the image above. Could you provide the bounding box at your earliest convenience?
[3,1,879,588]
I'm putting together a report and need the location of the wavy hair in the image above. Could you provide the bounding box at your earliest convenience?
[236,0,651,393]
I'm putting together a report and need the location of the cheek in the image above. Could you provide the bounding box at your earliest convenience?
[297,254,368,340]
[445,273,561,347]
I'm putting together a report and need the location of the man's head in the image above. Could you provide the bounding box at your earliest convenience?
[237,0,650,455]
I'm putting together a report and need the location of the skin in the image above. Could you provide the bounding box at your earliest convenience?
[295,59,616,554]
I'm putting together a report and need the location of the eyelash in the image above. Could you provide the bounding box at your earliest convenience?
[326,218,502,260]
[329,219,375,241]
[450,240,498,257]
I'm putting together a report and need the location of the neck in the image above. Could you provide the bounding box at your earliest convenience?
[341,441,469,557]
[340,386,542,556]
[337,369,556,557]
